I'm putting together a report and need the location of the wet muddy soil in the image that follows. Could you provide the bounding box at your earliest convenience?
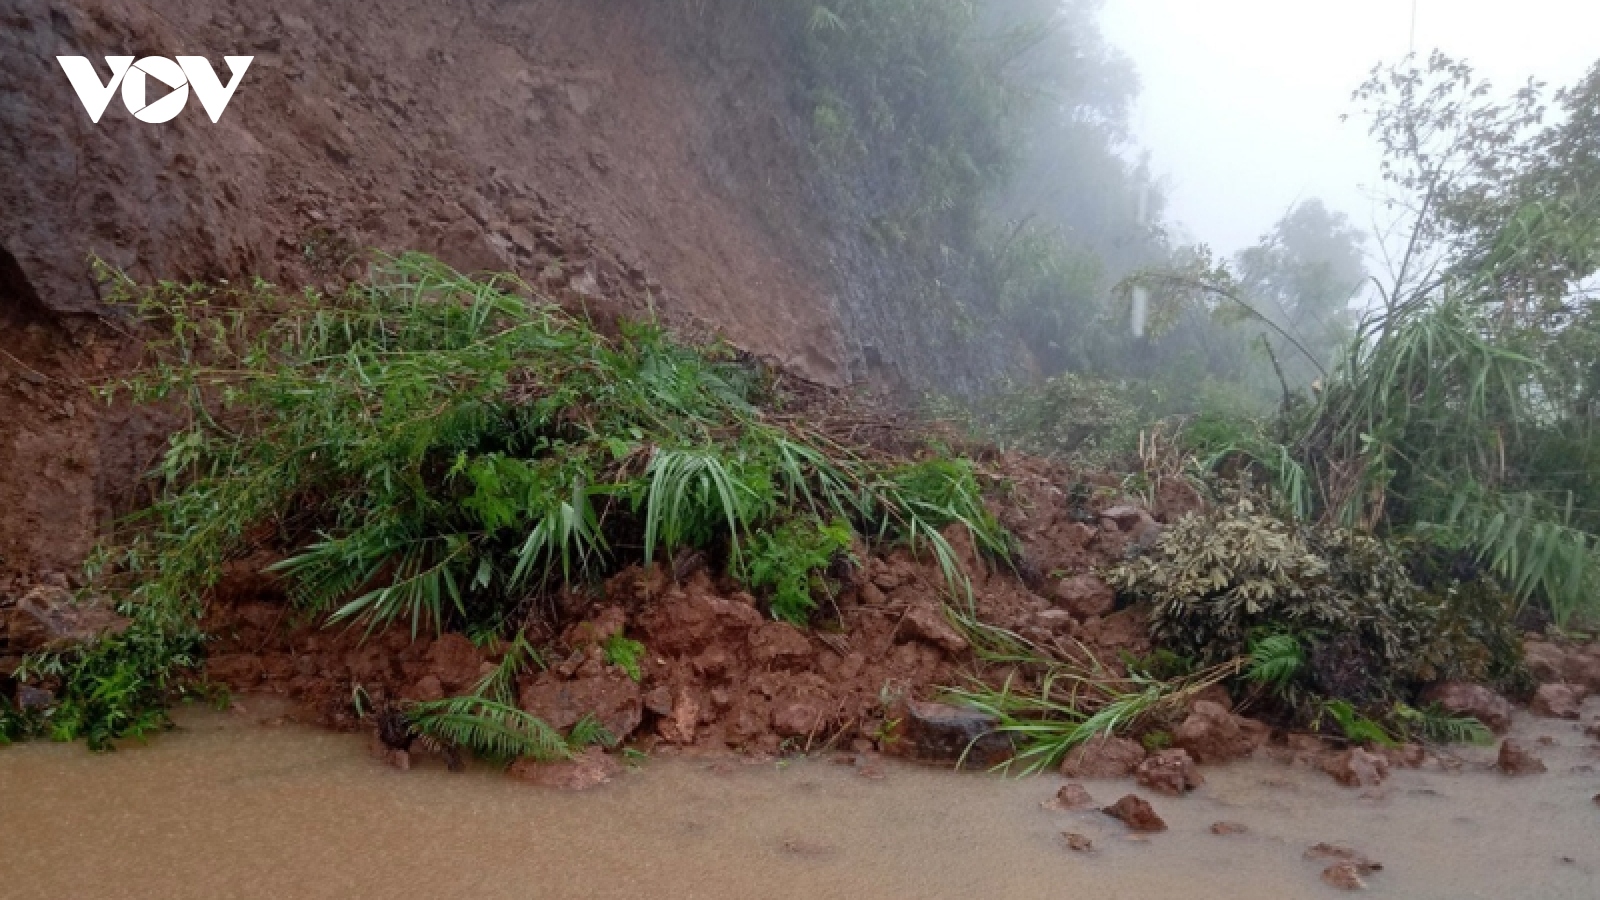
[2,697,1597,899]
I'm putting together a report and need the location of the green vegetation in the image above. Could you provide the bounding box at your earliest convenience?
[736,517,854,624]
[9,254,1009,750]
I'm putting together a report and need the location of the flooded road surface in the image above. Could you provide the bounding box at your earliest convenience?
[2,697,1597,900]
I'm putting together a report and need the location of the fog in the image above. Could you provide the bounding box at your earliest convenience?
[1102,0,1600,256]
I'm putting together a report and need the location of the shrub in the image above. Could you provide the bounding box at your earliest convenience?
[1107,496,1442,701]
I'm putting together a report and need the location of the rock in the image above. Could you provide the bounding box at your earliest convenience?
[1043,783,1095,811]
[1210,821,1248,835]
[1421,682,1514,734]
[1103,794,1167,832]
[4,585,129,653]
[508,747,621,790]
[1055,575,1115,619]
[771,700,823,738]
[561,606,626,648]
[403,675,445,703]
[1060,735,1147,778]
[1375,743,1426,769]
[748,622,813,667]
[1530,683,1588,720]
[897,603,969,656]
[1321,864,1368,891]
[658,687,701,744]
[891,700,1012,769]
[1593,793,1599,807]
[519,672,643,742]
[1062,832,1095,853]
[1497,739,1547,775]
[1099,506,1147,531]
[1173,700,1266,763]
[1523,641,1568,683]
[14,684,53,710]
[425,634,484,691]
[1136,748,1204,796]
[1305,842,1383,873]
[1322,748,1390,788]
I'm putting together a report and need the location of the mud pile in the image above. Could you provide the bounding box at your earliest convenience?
[197,456,1186,758]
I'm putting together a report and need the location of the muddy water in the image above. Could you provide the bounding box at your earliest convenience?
[2,699,1597,900]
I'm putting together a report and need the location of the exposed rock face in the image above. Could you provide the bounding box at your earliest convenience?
[1321,747,1390,788]
[1136,748,1204,796]
[1530,683,1589,720]
[1497,739,1548,775]
[1060,735,1147,778]
[1055,575,1115,620]
[1421,682,1514,733]
[1103,794,1167,832]
[1173,700,1266,763]
[890,700,1012,769]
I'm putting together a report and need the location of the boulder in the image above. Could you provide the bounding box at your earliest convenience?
[1055,575,1115,620]
[1497,739,1547,775]
[1173,700,1266,763]
[1102,794,1166,832]
[890,700,1012,769]
[1321,747,1390,788]
[1421,682,1514,733]
[1099,506,1147,531]
[1530,683,1588,720]
[1060,735,1147,778]
[1136,748,1204,796]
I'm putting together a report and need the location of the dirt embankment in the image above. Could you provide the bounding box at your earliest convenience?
[1,0,844,575]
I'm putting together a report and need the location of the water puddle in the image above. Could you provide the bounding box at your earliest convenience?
[2,698,1597,899]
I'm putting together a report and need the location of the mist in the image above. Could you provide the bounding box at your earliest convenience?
[1102,0,1600,256]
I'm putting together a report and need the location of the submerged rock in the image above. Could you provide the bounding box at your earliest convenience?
[1103,794,1166,832]
[1321,747,1390,788]
[1061,832,1095,853]
[1321,863,1368,891]
[1497,739,1547,775]
[1043,783,1096,811]
[1136,748,1204,796]
[508,747,621,791]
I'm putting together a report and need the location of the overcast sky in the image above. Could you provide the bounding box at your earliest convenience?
[1100,0,1600,258]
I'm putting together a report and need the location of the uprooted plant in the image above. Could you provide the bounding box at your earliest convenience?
[9,254,1013,751]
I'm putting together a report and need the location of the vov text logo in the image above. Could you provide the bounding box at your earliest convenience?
[57,56,253,124]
